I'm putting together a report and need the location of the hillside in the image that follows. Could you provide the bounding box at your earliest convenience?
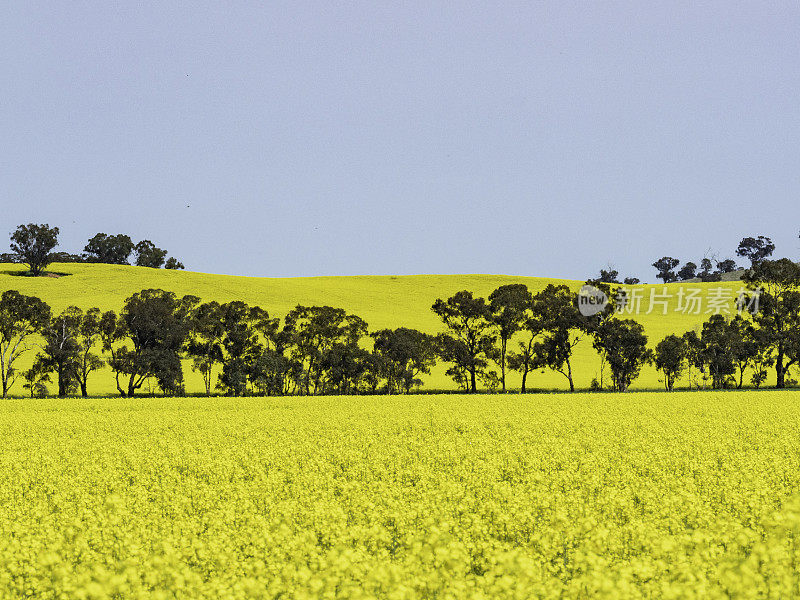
[684,268,747,284]
[0,262,757,394]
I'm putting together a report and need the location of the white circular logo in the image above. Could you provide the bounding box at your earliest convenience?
[578,285,609,317]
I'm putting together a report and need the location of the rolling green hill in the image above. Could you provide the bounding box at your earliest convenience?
[0,262,759,394]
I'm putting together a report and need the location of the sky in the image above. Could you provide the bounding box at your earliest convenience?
[1,2,799,280]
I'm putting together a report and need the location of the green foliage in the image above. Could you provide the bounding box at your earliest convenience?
[591,318,652,392]
[83,233,135,264]
[134,240,168,268]
[72,307,104,397]
[596,268,620,284]
[716,258,738,273]
[185,301,225,395]
[531,285,584,392]
[165,257,184,270]
[39,307,83,397]
[654,334,688,391]
[652,256,680,283]
[10,223,60,276]
[488,284,532,392]
[215,301,268,396]
[21,356,50,397]
[700,315,740,389]
[737,235,775,267]
[677,262,697,281]
[0,290,51,397]
[371,327,437,394]
[743,259,800,388]
[104,290,198,397]
[283,305,367,396]
[432,291,495,393]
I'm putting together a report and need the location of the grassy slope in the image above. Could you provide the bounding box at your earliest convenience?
[0,262,755,394]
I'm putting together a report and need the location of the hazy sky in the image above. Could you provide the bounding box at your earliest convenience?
[2,2,799,280]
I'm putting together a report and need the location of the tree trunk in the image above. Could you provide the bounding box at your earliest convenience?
[776,348,785,389]
[115,371,125,396]
[566,358,574,392]
[80,380,88,397]
[500,338,507,393]
[58,365,67,398]
[470,367,477,393]
[521,365,528,393]
[599,356,605,390]
[204,367,212,396]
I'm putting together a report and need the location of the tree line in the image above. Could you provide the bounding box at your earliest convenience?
[649,235,778,283]
[652,259,800,390]
[1,257,798,398]
[595,234,788,285]
[3,224,789,288]
[1,223,184,274]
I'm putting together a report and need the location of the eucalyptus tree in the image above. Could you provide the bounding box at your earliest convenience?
[742,258,800,388]
[531,284,585,392]
[652,257,680,283]
[677,262,697,281]
[39,307,83,397]
[488,284,532,392]
[134,240,168,268]
[736,236,775,267]
[0,290,51,397]
[283,305,367,395]
[83,233,134,264]
[591,318,651,392]
[216,302,278,396]
[682,330,707,389]
[75,307,104,397]
[435,333,475,391]
[186,301,225,396]
[371,327,437,394]
[101,289,198,396]
[22,357,51,398]
[432,291,495,393]
[698,316,733,389]
[654,334,688,391]
[248,349,294,396]
[10,223,59,276]
[726,315,761,389]
[320,343,372,395]
[507,291,548,393]
[165,257,184,270]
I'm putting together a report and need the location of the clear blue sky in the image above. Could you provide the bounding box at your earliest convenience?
[2,2,798,280]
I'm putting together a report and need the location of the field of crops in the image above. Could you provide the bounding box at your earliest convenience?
[1,391,799,598]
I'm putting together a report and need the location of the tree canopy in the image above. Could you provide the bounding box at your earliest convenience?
[10,223,59,276]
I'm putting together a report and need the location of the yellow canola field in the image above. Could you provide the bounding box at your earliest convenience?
[1,391,800,598]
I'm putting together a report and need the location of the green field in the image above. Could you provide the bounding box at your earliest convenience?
[1,392,799,598]
[0,263,759,395]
